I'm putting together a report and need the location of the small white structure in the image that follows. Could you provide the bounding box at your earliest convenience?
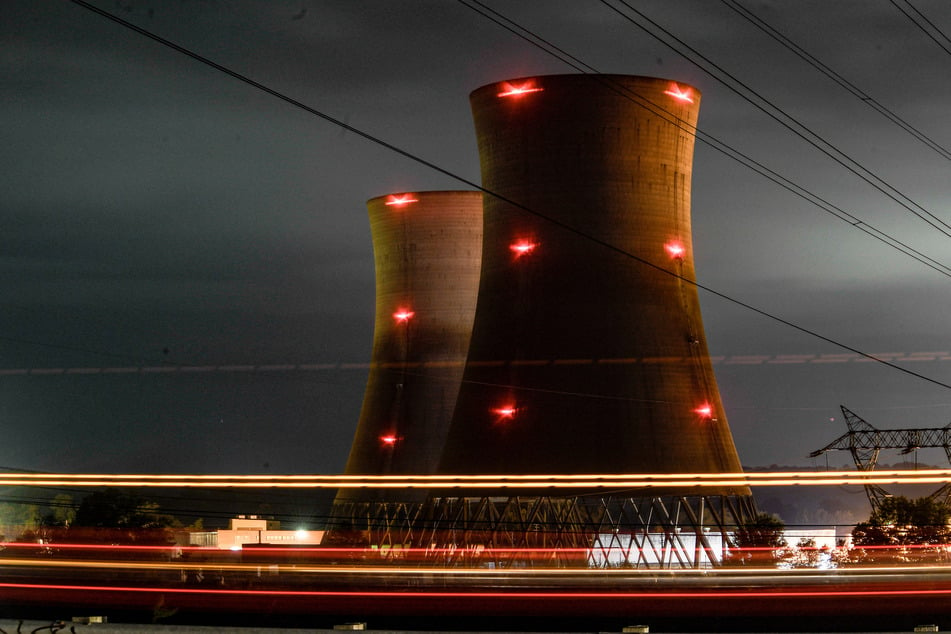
[215,515,323,550]
[783,528,839,550]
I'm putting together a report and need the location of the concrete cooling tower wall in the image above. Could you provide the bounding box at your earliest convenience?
[336,190,483,504]
[436,75,748,496]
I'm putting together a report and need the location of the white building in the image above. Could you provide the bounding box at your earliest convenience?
[182,515,324,550]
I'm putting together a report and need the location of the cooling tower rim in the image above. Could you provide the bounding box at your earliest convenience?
[470,73,701,100]
[366,190,483,207]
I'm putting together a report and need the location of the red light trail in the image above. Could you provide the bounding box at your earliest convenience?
[6,580,951,600]
[7,553,951,576]
[3,539,949,560]
[3,470,951,488]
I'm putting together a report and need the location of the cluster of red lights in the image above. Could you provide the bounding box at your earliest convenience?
[383,192,704,438]
[490,404,710,423]
[369,77,714,471]
[498,79,689,102]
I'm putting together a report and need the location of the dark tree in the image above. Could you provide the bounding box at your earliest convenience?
[727,513,787,566]
[42,493,77,528]
[71,490,179,544]
[851,496,951,564]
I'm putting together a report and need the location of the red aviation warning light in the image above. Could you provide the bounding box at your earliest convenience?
[379,434,399,446]
[497,81,543,98]
[663,83,694,103]
[695,404,714,419]
[392,309,415,323]
[492,405,517,419]
[384,194,419,207]
[509,240,538,257]
[665,241,686,259]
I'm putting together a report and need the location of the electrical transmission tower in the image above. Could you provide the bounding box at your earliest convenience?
[810,405,951,511]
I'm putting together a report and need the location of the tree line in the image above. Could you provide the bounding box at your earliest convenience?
[729,495,951,567]
[0,490,200,545]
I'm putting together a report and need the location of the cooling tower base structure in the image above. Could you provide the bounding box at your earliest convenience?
[322,500,424,550]
[324,494,758,569]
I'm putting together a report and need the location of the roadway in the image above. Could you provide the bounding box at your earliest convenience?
[5,558,951,630]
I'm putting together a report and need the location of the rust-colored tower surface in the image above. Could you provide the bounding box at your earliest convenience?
[336,190,483,504]
[436,75,747,495]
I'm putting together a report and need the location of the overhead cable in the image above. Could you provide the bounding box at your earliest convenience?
[456,0,951,279]
[67,0,951,393]
[890,0,951,57]
[722,0,951,161]
[602,0,951,237]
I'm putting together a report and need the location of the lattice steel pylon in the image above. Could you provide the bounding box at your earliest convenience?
[810,405,951,510]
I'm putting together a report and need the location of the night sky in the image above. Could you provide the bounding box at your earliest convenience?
[3,0,950,476]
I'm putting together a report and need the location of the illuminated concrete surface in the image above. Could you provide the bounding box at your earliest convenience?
[437,75,747,496]
[336,191,482,503]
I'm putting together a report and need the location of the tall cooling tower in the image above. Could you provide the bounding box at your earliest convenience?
[437,75,747,495]
[336,190,483,505]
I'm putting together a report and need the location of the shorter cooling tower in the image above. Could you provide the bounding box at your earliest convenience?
[335,190,483,505]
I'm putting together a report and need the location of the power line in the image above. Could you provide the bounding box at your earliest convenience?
[601,0,951,238]
[8,0,948,376]
[2,349,948,376]
[66,0,951,393]
[454,0,951,280]
[890,0,951,57]
[458,0,598,73]
[722,0,951,162]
